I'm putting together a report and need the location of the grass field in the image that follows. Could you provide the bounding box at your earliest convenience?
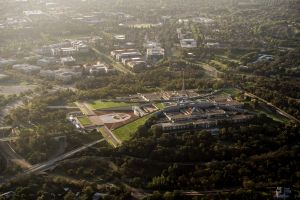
[77,116,92,126]
[210,60,228,71]
[223,87,241,97]
[154,103,166,110]
[255,108,288,124]
[88,100,134,110]
[113,114,152,141]
[97,127,116,147]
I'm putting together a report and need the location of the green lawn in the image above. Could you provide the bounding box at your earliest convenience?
[88,100,133,110]
[113,114,152,141]
[255,109,288,124]
[223,87,241,97]
[77,116,92,126]
[97,127,116,147]
[154,103,166,110]
[210,60,228,71]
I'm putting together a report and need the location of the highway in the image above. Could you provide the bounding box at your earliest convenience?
[24,138,105,174]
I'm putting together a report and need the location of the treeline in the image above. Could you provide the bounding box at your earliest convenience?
[118,116,299,198]
[0,94,18,108]
[233,77,300,120]
[5,89,79,164]
[74,65,216,100]
[240,49,300,77]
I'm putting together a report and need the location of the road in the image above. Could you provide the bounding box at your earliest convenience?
[0,141,32,169]
[24,139,105,174]
[182,59,224,80]
[91,47,136,75]
[0,137,18,142]
[244,92,300,123]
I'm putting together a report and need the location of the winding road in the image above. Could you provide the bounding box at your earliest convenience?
[244,92,300,123]
[24,138,105,174]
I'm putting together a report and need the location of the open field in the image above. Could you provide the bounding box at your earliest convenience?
[255,105,289,124]
[223,87,241,97]
[88,100,134,110]
[215,55,241,64]
[113,114,152,141]
[154,103,166,110]
[210,60,228,71]
[77,116,92,126]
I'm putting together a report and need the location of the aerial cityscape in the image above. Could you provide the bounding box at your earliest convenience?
[0,0,299,199]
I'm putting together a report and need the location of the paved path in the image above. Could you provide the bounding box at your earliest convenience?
[75,102,96,116]
[0,137,18,142]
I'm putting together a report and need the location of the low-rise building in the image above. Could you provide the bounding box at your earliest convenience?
[127,61,146,71]
[89,66,108,75]
[154,99,254,132]
[146,47,165,62]
[143,41,161,49]
[274,187,292,199]
[110,49,137,58]
[61,56,76,66]
[116,51,142,61]
[114,34,126,40]
[254,54,274,63]
[40,70,55,79]
[54,68,82,83]
[0,74,9,81]
[37,57,57,67]
[121,57,144,65]
[180,39,197,48]
[0,58,16,68]
[206,42,220,48]
[61,47,77,56]
[38,40,89,56]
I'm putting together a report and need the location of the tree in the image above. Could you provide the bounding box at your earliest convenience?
[163,191,174,200]
[82,185,94,197]
[64,191,76,200]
